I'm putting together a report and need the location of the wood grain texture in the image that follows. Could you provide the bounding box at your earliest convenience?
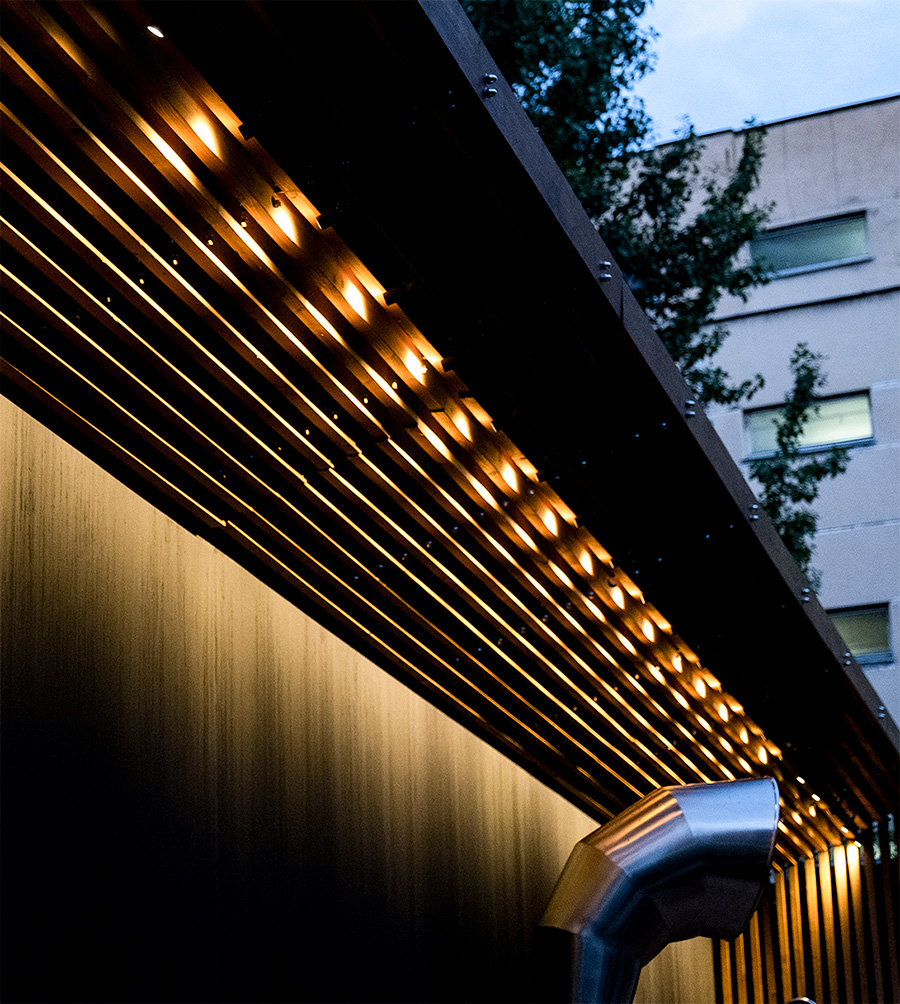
[1,398,710,1002]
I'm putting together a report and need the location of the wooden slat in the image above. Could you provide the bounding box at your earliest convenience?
[832,845,854,1001]
[818,849,839,1001]
[804,856,824,1000]
[862,833,886,1002]
[747,913,764,1003]
[774,868,794,999]
[846,841,870,1003]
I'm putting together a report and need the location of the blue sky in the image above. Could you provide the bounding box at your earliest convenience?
[632,0,900,138]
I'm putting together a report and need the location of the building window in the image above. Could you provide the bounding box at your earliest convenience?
[829,605,893,665]
[744,392,873,456]
[750,213,869,276]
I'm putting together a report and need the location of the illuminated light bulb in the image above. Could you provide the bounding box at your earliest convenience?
[796,776,805,784]
[738,757,752,772]
[812,793,820,802]
[792,811,802,824]
[718,703,729,722]
[650,665,665,684]
[673,691,688,709]
[809,805,817,817]
[239,207,249,227]
[694,675,707,699]
[147,24,164,37]
[452,411,471,441]
[344,283,366,320]
[758,746,768,765]
[610,585,625,609]
[739,727,749,744]
[501,464,518,491]
[672,653,683,673]
[579,551,593,575]
[720,737,733,752]
[697,716,712,732]
[641,619,655,642]
[542,509,558,535]
[841,826,849,834]
[273,205,298,243]
[190,116,220,157]
[391,381,398,390]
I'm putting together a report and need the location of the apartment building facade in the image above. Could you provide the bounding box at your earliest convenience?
[702,96,900,722]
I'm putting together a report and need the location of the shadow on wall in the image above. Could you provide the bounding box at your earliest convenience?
[1,400,601,1004]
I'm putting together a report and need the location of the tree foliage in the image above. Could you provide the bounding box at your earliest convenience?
[462,0,850,575]
[748,345,850,580]
[463,0,771,405]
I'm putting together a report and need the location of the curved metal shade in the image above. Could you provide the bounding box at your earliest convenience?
[539,778,780,1003]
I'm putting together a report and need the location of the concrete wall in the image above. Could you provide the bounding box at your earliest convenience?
[1,397,714,1003]
[701,98,900,723]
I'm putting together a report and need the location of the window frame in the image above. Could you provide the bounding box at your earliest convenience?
[743,390,875,460]
[749,211,871,278]
[828,604,894,666]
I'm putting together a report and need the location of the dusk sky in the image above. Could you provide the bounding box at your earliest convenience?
[632,0,900,137]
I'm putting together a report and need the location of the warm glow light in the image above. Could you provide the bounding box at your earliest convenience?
[579,550,593,575]
[617,633,637,656]
[272,205,298,243]
[650,665,665,684]
[452,411,471,441]
[511,523,538,551]
[673,691,689,709]
[470,477,498,510]
[419,424,450,460]
[404,350,427,382]
[720,737,733,752]
[793,811,803,824]
[738,757,752,772]
[542,509,558,535]
[501,464,518,491]
[758,746,768,765]
[796,776,805,784]
[739,727,749,744]
[809,805,817,817]
[190,116,220,158]
[610,585,625,609]
[718,703,729,722]
[549,563,574,589]
[147,24,164,37]
[672,653,683,673]
[694,675,707,699]
[697,716,712,732]
[344,282,367,320]
[641,619,655,642]
[812,793,820,802]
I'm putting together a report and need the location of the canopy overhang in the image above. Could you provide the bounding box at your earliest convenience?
[2,0,896,861]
